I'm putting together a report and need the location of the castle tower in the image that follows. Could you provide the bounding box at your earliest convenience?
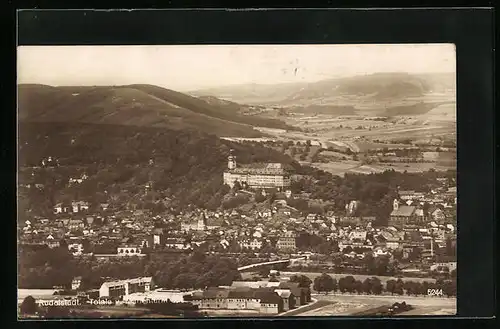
[228,149,236,170]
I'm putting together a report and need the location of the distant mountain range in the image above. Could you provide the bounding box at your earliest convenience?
[18,84,294,137]
[190,72,456,108]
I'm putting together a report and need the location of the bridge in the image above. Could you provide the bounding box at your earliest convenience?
[237,257,306,272]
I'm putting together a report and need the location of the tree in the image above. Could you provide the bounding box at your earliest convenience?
[289,274,312,289]
[339,276,356,293]
[254,192,266,203]
[394,279,404,295]
[386,279,397,295]
[362,278,373,295]
[20,296,38,315]
[370,277,383,295]
[413,282,423,296]
[233,181,242,191]
[313,273,335,295]
[354,280,364,294]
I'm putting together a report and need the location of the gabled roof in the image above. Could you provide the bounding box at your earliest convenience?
[275,289,292,298]
[255,291,281,304]
[390,206,416,217]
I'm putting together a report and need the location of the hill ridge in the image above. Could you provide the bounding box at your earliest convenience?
[18,84,293,137]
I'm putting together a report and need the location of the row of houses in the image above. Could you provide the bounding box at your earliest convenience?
[185,281,310,314]
[91,275,310,315]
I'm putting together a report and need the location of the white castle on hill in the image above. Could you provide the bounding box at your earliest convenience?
[223,150,291,189]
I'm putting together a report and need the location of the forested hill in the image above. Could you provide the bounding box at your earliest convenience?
[18,122,299,214]
[17,84,292,137]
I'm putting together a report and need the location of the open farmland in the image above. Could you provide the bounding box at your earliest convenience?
[302,294,456,316]
[309,161,455,177]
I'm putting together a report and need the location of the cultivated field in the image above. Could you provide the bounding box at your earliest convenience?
[301,294,457,316]
[309,161,455,176]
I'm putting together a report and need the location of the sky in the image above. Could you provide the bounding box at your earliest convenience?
[17,44,456,91]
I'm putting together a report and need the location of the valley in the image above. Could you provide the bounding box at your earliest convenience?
[201,73,456,176]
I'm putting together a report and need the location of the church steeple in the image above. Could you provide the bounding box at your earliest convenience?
[393,199,399,211]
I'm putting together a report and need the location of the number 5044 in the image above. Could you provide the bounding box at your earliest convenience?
[427,289,443,296]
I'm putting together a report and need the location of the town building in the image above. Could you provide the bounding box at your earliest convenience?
[117,245,143,256]
[99,277,153,298]
[187,288,284,314]
[223,150,291,189]
[181,213,207,232]
[72,276,83,290]
[388,199,423,229]
[276,231,297,251]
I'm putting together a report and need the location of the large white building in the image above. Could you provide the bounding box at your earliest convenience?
[99,277,153,298]
[223,150,291,189]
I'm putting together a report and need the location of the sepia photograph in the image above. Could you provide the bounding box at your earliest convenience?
[17,44,457,319]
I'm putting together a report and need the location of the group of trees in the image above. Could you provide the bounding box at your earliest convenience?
[313,273,456,297]
[290,167,456,226]
[18,122,304,217]
[18,246,241,291]
[295,232,340,254]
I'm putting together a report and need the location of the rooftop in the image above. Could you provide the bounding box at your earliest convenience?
[390,206,416,217]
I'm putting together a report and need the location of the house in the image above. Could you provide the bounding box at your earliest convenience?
[206,218,223,230]
[68,243,84,255]
[278,282,310,306]
[68,219,85,230]
[398,190,416,200]
[99,277,153,298]
[117,245,143,256]
[276,231,296,251]
[306,214,318,221]
[164,238,187,249]
[72,201,90,213]
[430,261,457,272]
[85,217,95,227]
[256,291,284,314]
[348,230,367,243]
[72,276,83,290]
[274,289,296,311]
[432,208,446,223]
[189,289,230,309]
[151,231,165,246]
[45,234,60,248]
[240,238,263,250]
[372,247,389,258]
[226,289,259,310]
[53,203,71,214]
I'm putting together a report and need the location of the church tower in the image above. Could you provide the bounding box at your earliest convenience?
[198,212,207,230]
[393,199,399,211]
[228,149,236,170]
